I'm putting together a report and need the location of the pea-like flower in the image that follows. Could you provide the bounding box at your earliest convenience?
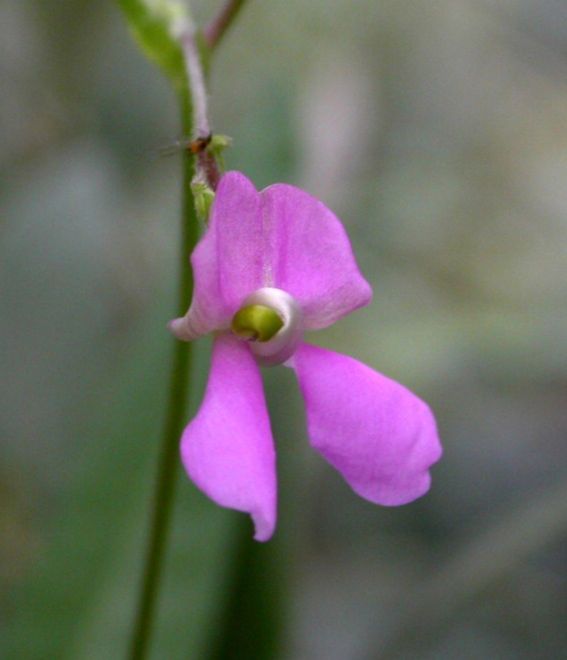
[169,172,442,541]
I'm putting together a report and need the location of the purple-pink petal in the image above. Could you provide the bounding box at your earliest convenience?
[172,171,372,339]
[261,183,372,329]
[291,343,442,506]
[180,333,277,541]
[174,172,264,339]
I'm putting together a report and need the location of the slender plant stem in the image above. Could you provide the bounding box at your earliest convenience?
[128,6,247,655]
[179,30,220,189]
[128,86,198,660]
[204,0,248,49]
[180,33,210,139]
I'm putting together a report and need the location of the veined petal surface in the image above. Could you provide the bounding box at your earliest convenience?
[173,172,372,339]
[291,344,442,506]
[262,183,372,329]
[181,333,277,541]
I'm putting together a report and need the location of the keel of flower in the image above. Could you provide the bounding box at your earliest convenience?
[232,288,304,366]
[231,304,284,342]
[172,171,442,541]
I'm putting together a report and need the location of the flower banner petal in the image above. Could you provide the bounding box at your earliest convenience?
[172,171,265,339]
[171,172,372,339]
[261,183,372,329]
[181,333,277,541]
[291,343,442,506]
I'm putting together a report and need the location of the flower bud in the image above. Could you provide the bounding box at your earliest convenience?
[191,180,215,223]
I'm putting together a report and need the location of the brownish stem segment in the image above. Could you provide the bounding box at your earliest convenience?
[179,29,221,190]
[204,0,248,50]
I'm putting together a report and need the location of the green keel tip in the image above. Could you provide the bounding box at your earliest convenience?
[231,304,284,342]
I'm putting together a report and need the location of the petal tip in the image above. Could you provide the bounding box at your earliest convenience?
[217,170,258,195]
[374,470,433,507]
[167,317,187,339]
[362,280,373,305]
[252,510,276,542]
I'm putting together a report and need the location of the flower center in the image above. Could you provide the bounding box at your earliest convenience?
[230,288,304,366]
[231,304,284,342]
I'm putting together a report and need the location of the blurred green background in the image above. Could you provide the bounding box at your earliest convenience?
[2,1,567,658]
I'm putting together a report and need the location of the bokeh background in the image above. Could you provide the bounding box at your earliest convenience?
[2,0,567,658]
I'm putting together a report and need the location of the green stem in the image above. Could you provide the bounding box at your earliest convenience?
[205,520,287,660]
[127,3,249,654]
[128,87,198,660]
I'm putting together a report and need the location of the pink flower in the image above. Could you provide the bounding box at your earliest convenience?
[169,172,442,541]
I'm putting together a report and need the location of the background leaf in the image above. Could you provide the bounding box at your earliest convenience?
[117,0,188,87]
[1,309,236,660]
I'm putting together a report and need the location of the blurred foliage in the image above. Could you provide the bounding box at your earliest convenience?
[117,0,187,88]
[1,0,567,658]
